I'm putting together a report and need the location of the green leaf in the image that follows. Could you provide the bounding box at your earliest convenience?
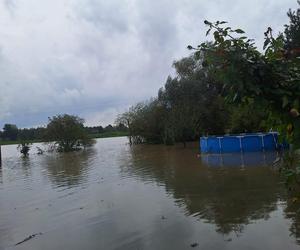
[282,95,289,108]
[235,29,245,34]
[195,51,201,59]
[293,99,299,109]
[206,28,211,36]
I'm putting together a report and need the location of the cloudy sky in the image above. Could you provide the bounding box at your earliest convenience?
[0,0,298,128]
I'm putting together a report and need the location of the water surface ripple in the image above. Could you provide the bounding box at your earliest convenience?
[0,137,299,250]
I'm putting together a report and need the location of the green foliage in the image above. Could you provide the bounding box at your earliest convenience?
[284,1,300,55]
[17,127,46,141]
[190,10,300,145]
[229,103,268,134]
[45,114,94,152]
[0,124,127,144]
[117,100,166,144]
[2,124,18,141]
[188,3,300,189]
[159,74,228,138]
[117,53,266,145]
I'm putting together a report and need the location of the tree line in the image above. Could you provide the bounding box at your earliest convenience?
[0,121,128,142]
[117,55,267,146]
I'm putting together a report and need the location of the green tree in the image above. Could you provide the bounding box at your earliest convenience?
[2,124,18,141]
[46,114,94,152]
[229,102,268,134]
[117,51,268,146]
[158,75,228,144]
[284,1,300,57]
[189,16,300,144]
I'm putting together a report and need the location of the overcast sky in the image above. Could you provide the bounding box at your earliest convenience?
[0,0,298,128]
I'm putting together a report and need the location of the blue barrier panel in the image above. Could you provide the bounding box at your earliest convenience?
[207,137,220,153]
[263,133,278,151]
[200,132,280,153]
[200,138,208,153]
[242,135,262,152]
[221,136,241,153]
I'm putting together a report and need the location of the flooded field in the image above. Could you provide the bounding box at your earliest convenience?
[0,137,299,250]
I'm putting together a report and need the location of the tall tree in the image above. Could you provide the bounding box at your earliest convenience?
[2,124,18,141]
[284,1,300,57]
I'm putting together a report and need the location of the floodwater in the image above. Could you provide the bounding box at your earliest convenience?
[0,137,299,250]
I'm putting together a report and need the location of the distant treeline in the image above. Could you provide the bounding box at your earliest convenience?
[0,123,128,142]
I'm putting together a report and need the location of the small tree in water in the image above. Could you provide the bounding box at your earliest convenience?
[46,114,94,152]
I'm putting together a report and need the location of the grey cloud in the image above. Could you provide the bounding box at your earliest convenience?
[74,0,130,33]
[3,0,17,13]
[0,0,297,128]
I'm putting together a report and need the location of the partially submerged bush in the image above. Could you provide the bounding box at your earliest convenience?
[36,146,44,155]
[17,142,31,157]
[45,114,94,152]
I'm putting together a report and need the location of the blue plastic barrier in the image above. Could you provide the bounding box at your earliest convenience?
[200,132,279,154]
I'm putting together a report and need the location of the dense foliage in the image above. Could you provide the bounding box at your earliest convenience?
[188,3,300,147]
[187,2,300,189]
[45,114,94,152]
[2,124,18,141]
[117,2,299,152]
[117,53,267,145]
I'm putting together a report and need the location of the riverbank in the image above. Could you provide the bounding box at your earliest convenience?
[0,131,129,145]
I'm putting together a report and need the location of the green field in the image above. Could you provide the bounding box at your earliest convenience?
[92,131,129,138]
[0,139,43,146]
[0,132,129,146]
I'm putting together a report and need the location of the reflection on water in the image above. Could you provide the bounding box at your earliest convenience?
[19,157,32,178]
[285,199,300,245]
[0,164,2,185]
[0,138,300,250]
[201,152,280,167]
[42,148,96,189]
[121,144,282,236]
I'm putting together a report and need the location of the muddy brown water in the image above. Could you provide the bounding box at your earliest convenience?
[0,137,299,250]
